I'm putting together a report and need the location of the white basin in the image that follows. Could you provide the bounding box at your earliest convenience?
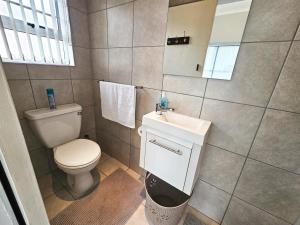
[142,111,211,146]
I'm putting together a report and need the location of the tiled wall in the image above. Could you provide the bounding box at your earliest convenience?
[89,0,300,224]
[3,0,96,178]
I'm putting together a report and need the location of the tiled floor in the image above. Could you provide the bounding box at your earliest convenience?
[38,152,217,225]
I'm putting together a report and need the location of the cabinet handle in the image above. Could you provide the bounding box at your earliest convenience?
[149,139,183,155]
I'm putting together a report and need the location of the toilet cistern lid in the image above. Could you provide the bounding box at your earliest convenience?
[54,139,101,168]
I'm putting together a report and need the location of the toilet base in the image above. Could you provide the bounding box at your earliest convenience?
[68,172,93,193]
[66,169,100,199]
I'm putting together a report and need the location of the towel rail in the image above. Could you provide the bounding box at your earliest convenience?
[97,80,143,89]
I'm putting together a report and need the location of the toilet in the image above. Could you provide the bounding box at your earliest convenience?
[24,103,101,197]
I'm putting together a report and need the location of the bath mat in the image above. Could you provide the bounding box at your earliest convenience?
[51,169,145,225]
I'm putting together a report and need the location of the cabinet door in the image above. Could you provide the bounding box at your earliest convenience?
[144,132,192,191]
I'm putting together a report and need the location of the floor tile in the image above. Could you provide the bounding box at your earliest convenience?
[99,151,111,164]
[98,157,128,176]
[38,174,63,199]
[44,189,74,220]
[184,206,219,225]
[126,169,142,182]
[125,203,149,225]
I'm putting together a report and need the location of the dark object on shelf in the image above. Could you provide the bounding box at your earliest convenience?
[167,36,190,45]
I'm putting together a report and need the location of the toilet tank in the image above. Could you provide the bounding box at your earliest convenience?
[24,104,82,148]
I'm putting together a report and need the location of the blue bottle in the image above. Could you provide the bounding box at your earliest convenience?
[47,88,56,109]
[160,92,169,109]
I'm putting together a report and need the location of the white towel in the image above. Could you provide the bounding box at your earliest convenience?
[99,81,136,128]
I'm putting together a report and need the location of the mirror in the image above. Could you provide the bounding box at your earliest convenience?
[163,0,252,80]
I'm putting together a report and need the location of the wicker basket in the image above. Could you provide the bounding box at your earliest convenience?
[145,173,190,225]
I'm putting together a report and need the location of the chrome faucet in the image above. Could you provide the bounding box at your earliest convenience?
[155,103,175,115]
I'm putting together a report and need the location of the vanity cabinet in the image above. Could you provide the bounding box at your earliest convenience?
[139,111,211,195]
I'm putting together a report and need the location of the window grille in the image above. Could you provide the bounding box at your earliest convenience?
[0,0,74,65]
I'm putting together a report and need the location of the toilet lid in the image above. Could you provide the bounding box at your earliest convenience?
[54,139,101,168]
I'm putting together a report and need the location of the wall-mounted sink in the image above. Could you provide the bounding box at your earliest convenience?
[139,111,211,195]
[142,111,211,146]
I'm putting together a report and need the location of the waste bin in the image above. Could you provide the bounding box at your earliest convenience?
[145,173,190,225]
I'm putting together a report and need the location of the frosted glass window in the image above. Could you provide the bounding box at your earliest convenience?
[11,4,22,20]
[41,37,51,62]
[0,1,9,17]
[30,34,42,61]
[24,8,34,23]
[18,32,32,60]
[34,0,42,11]
[0,32,8,58]
[43,0,51,14]
[5,29,21,59]
[212,46,239,80]
[0,0,73,65]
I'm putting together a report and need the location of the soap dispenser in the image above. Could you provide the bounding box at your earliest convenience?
[160,92,168,109]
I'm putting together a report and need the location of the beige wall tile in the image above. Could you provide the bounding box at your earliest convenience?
[107,0,132,8]
[8,80,36,118]
[166,92,203,118]
[89,10,108,48]
[70,47,92,79]
[91,48,109,80]
[189,180,231,223]
[132,47,164,89]
[200,99,264,156]
[295,25,300,40]
[110,136,130,166]
[133,0,168,46]
[129,147,144,175]
[268,41,300,113]
[27,64,70,80]
[250,109,300,174]
[19,119,42,151]
[93,80,101,106]
[130,120,141,149]
[199,145,245,193]
[69,8,90,48]
[3,63,29,79]
[235,159,300,224]
[87,0,106,13]
[109,48,132,85]
[96,131,112,155]
[107,3,133,47]
[80,127,97,141]
[205,42,290,107]
[242,0,300,42]
[163,75,207,97]
[72,80,94,107]
[105,120,131,144]
[223,197,290,225]
[29,148,50,178]
[68,0,87,12]
[136,88,161,121]
[31,79,74,108]
[81,106,96,133]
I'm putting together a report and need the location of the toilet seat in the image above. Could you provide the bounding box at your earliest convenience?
[54,139,101,169]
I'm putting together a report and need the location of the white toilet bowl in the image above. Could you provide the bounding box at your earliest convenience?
[54,139,101,196]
